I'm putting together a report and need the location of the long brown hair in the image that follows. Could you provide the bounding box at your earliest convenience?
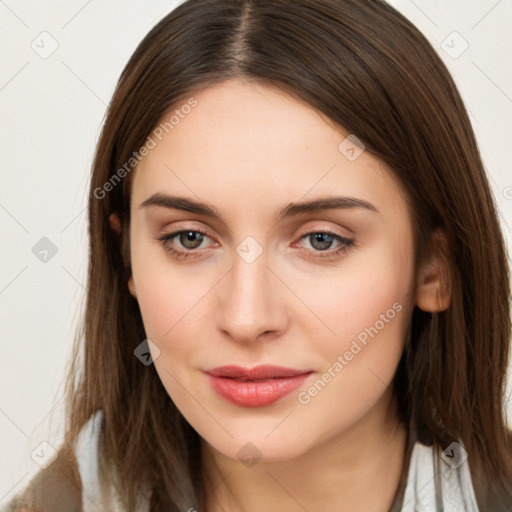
[45,0,512,509]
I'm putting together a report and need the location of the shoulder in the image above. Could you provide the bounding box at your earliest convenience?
[3,411,150,512]
[2,412,103,512]
[2,443,82,512]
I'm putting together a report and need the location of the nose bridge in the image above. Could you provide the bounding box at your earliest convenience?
[216,242,284,342]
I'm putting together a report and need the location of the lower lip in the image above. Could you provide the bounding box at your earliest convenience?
[207,373,312,407]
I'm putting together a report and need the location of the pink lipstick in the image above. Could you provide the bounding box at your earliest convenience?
[205,365,313,407]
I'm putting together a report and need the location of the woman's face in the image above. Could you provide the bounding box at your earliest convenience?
[128,79,415,463]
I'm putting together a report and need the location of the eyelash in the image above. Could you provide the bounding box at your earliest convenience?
[157,228,354,261]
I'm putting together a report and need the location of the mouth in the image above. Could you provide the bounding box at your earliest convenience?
[205,365,314,407]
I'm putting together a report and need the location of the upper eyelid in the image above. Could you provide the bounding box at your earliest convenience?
[160,219,352,238]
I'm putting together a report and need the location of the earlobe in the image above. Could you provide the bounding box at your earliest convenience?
[128,276,137,298]
[415,230,451,313]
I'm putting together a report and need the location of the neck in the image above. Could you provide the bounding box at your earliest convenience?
[201,390,408,512]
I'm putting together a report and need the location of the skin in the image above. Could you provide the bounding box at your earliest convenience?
[125,78,449,512]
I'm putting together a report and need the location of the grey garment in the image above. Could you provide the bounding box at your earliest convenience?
[1,452,82,512]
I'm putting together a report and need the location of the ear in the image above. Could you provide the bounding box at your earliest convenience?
[128,275,137,298]
[109,212,121,233]
[415,229,451,312]
[109,212,135,297]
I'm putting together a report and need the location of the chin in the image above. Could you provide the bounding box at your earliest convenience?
[198,424,315,465]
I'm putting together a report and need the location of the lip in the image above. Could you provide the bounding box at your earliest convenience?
[205,365,313,407]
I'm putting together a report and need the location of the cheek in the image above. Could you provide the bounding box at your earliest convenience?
[129,218,208,338]
[130,247,222,392]
[291,238,413,361]
[133,264,209,413]
[292,251,411,435]
[135,265,208,348]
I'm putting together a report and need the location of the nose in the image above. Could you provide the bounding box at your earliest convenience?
[215,250,288,344]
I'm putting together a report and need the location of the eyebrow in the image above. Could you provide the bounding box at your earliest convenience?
[139,193,379,220]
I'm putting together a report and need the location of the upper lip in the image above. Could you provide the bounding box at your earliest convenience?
[205,365,312,380]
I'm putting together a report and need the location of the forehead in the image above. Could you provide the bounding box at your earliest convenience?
[131,79,405,221]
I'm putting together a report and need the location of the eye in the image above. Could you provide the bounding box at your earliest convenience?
[157,229,214,260]
[295,230,355,260]
[157,227,355,261]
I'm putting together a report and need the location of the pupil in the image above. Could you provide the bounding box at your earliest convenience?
[182,231,202,248]
[312,233,332,250]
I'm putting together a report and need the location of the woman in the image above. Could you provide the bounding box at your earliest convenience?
[5,0,512,510]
